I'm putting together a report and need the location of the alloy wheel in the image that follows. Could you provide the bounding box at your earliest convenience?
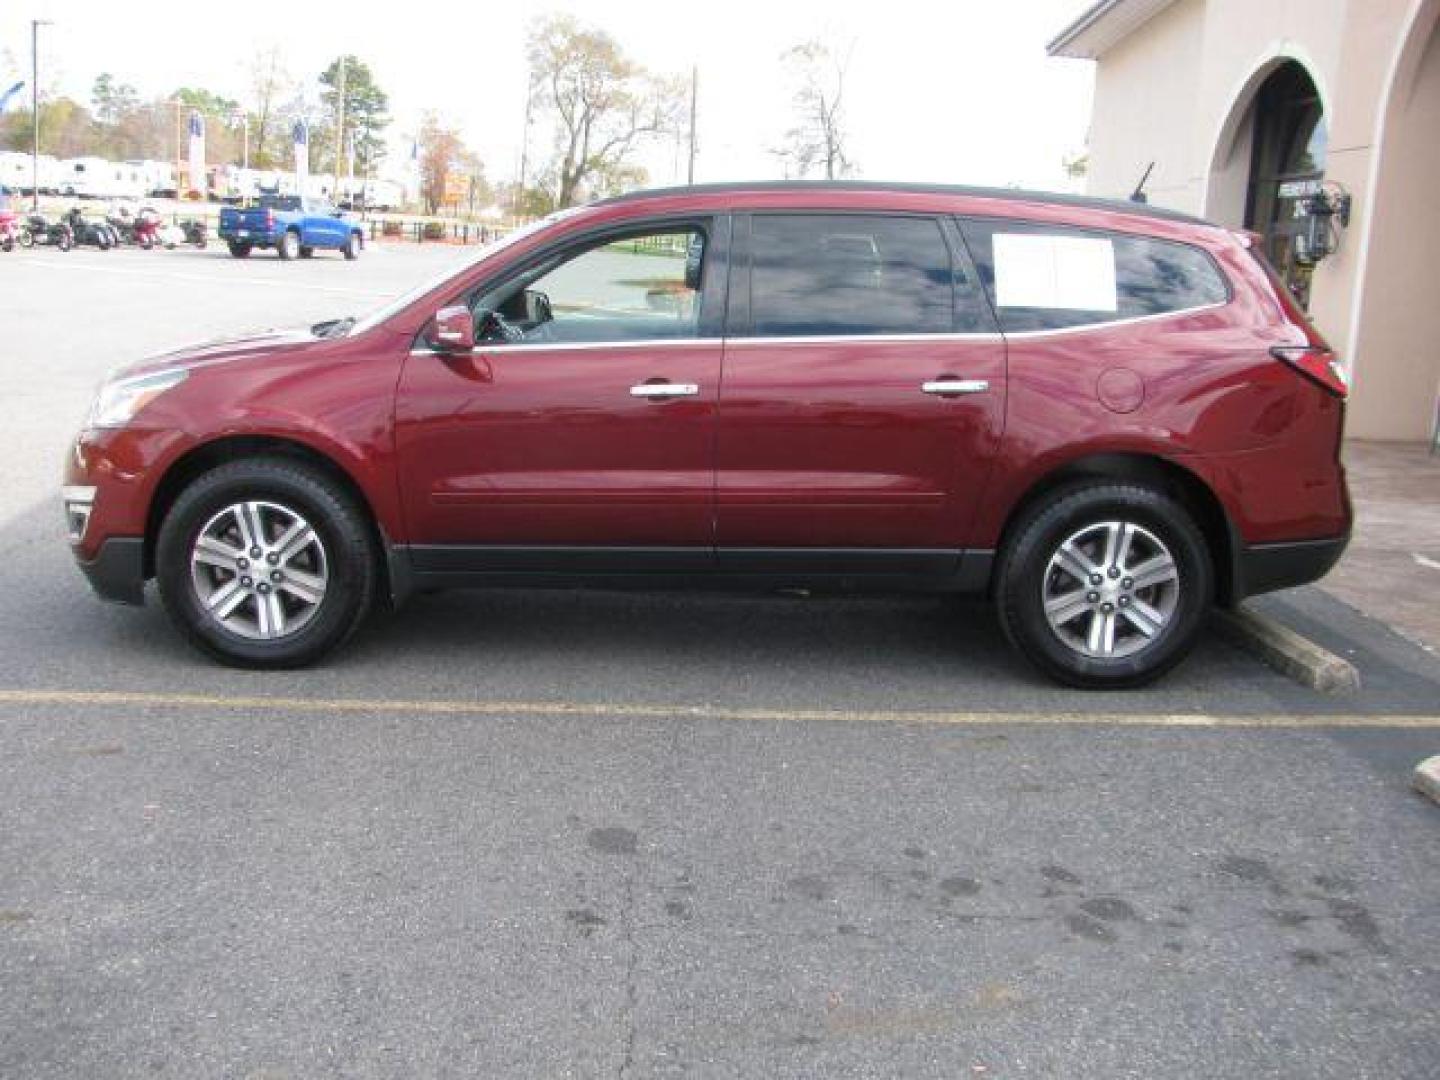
[1041,520,1180,659]
[189,500,329,640]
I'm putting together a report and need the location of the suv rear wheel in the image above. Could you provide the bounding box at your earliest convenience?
[155,458,376,668]
[995,482,1212,688]
[277,230,300,260]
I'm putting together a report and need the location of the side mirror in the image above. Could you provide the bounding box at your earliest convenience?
[428,305,475,352]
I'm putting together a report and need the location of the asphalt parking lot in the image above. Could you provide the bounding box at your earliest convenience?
[1,243,1438,1078]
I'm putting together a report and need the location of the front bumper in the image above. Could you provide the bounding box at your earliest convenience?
[1233,534,1349,600]
[77,536,146,605]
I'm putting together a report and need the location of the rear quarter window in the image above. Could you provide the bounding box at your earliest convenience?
[959,219,1230,333]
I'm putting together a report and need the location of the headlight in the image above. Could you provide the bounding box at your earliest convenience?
[87,368,188,428]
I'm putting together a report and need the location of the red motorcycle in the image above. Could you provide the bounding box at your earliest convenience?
[0,209,20,252]
[132,207,162,250]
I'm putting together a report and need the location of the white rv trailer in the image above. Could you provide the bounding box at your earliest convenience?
[0,151,60,194]
[57,157,150,199]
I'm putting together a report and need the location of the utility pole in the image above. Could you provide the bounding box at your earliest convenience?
[686,65,698,186]
[30,19,52,212]
[331,55,347,200]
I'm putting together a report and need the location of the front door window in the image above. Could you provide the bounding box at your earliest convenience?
[477,228,707,345]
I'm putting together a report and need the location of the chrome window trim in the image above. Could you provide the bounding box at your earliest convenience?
[998,300,1230,339]
[406,302,1225,357]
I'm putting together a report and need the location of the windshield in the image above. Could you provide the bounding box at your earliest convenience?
[345,211,582,337]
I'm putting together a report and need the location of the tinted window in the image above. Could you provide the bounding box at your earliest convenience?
[960,219,1229,332]
[749,215,959,336]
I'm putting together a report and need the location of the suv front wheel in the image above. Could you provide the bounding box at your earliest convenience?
[995,482,1213,688]
[155,458,376,668]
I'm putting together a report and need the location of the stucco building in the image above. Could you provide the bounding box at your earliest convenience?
[1050,0,1440,441]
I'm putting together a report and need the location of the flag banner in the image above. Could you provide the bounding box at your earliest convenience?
[187,111,206,197]
[293,119,309,183]
[0,81,24,113]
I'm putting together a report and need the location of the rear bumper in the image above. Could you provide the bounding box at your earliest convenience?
[76,536,146,605]
[1232,534,1349,601]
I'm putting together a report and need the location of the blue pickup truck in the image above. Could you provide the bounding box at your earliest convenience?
[218,195,364,260]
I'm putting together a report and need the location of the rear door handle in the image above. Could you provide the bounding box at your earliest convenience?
[922,378,990,396]
[630,382,700,399]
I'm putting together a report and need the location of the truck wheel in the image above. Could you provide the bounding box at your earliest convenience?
[155,457,377,669]
[299,245,314,259]
[994,482,1212,689]
[343,231,362,260]
[227,241,251,258]
[278,230,300,260]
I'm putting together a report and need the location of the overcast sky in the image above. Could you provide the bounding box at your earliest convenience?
[1,0,1095,193]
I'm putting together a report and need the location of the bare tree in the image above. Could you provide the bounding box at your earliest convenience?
[527,15,682,207]
[249,46,295,169]
[776,39,856,180]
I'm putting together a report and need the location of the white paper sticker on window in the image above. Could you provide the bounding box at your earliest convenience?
[993,233,1118,312]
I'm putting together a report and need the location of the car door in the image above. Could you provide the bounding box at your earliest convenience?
[716,211,1006,573]
[394,215,728,573]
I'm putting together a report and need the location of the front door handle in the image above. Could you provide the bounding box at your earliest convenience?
[921,378,990,396]
[630,382,700,399]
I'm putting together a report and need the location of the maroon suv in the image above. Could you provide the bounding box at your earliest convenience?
[63,182,1351,686]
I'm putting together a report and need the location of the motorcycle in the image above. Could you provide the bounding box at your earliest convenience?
[0,209,20,252]
[20,213,73,251]
[159,217,208,250]
[179,218,208,248]
[65,207,117,250]
[131,207,161,250]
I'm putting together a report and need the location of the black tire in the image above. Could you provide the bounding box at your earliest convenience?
[19,229,35,249]
[277,230,300,260]
[299,245,315,259]
[227,241,252,258]
[343,231,361,260]
[155,457,377,669]
[994,482,1213,689]
[139,234,153,250]
[57,232,72,252]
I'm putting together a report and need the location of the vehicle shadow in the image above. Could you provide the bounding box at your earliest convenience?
[0,495,1314,716]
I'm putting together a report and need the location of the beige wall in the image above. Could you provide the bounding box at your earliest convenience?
[1080,0,1439,440]
[1346,3,1440,438]
[1087,0,1208,209]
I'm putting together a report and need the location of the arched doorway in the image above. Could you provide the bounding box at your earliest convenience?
[1347,2,1440,440]
[1244,62,1328,308]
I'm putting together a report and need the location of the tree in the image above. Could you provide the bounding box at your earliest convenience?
[417,111,462,215]
[249,46,295,170]
[776,39,855,180]
[91,73,138,126]
[0,97,96,158]
[318,55,389,178]
[527,15,681,207]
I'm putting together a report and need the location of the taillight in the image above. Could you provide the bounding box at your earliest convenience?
[264,210,274,229]
[1271,345,1349,398]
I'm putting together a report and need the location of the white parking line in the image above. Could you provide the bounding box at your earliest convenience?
[1414,554,1440,572]
[18,257,392,299]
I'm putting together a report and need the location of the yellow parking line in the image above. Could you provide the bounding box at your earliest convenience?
[0,688,1435,729]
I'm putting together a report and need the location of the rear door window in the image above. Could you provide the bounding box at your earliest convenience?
[959,219,1229,332]
[747,214,971,336]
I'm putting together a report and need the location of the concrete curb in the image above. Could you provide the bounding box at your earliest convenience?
[1414,756,1440,805]
[1213,606,1362,694]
